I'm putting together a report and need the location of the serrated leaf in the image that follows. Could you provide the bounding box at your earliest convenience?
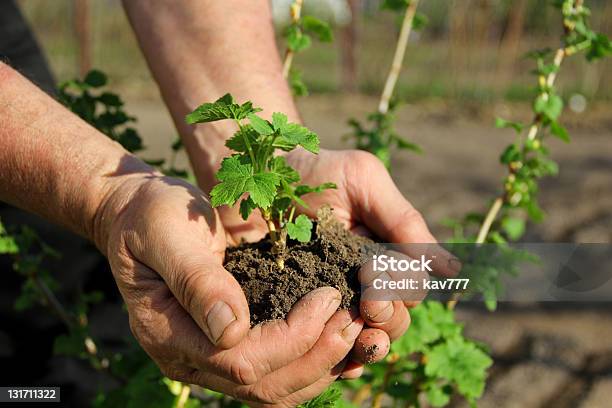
[272,112,288,131]
[550,121,570,143]
[275,123,320,153]
[248,114,274,136]
[211,156,279,209]
[287,214,313,242]
[186,93,261,124]
[298,384,342,408]
[225,125,259,152]
[270,156,300,184]
[301,16,333,42]
[211,156,253,207]
[239,197,257,220]
[424,337,492,401]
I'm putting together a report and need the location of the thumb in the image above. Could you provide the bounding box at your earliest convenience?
[128,231,251,348]
[352,157,460,277]
[166,255,251,349]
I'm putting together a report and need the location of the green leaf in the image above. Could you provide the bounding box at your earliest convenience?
[0,226,18,254]
[495,117,524,133]
[586,33,612,61]
[98,92,123,107]
[240,197,257,221]
[225,125,259,153]
[186,93,261,124]
[84,70,107,87]
[301,16,333,42]
[380,0,409,11]
[501,217,525,241]
[211,155,279,209]
[499,144,521,164]
[425,337,492,401]
[393,135,422,153]
[550,121,570,143]
[248,114,274,136]
[412,12,429,31]
[426,384,452,407]
[534,94,563,121]
[275,123,320,153]
[272,112,288,132]
[270,156,300,184]
[287,214,313,243]
[391,301,462,354]
[171,137,183,151]
[294,182,336,196]
[298,384,342,408]
[289,69,309,97]
[286,26,312,52]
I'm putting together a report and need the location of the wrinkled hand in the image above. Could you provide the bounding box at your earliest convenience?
[218,149,458,376]
[96,174,364,406]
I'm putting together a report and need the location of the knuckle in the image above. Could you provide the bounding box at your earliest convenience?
[230,353,259,386]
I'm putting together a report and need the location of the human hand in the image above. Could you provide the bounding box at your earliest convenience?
[216,148,459,376]
[94,172,364,406]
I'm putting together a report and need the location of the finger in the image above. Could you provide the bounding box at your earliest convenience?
[257,309,363,397]
[351,328,390,364]
[208,287,342,385]
[341,361,364,379]
[359,251,427,327]
[122,193,251,349]
[349,155,460,277]
[362,301,410,341]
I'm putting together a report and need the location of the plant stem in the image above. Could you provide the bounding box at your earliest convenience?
[352,384,372,406]
[282,0,304,78]
[177,384,191,408]
[378,0,420,114]
[447,1,582,310]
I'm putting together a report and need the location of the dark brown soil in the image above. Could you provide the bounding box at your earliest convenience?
[224,208,376,325]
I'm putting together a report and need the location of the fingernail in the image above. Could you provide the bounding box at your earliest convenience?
[342,316,364,339]
[448,258,462,275]
[206,301,236,344]
[366,301,394,323]
[319,287,342,312]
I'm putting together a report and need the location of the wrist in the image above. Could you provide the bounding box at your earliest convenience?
[90,156,159,255]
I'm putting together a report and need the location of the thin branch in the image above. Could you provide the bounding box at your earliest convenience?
[282,0,304,78]
[378,0,420,114]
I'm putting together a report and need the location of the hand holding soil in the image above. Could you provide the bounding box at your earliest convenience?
[96,174,365,405]
[217,147,458,368]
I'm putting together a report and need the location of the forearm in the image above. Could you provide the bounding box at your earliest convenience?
[0,62,151,250]
[122,0,298,190]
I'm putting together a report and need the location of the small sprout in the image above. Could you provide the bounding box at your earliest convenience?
[186,94,335,268]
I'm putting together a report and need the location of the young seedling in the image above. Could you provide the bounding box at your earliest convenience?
[186,94,335,269]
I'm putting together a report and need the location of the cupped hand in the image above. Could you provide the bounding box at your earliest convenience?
[95,173,364,406]
[217,149,458,372]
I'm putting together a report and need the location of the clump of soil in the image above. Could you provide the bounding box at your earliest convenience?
[224,208,376,325]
